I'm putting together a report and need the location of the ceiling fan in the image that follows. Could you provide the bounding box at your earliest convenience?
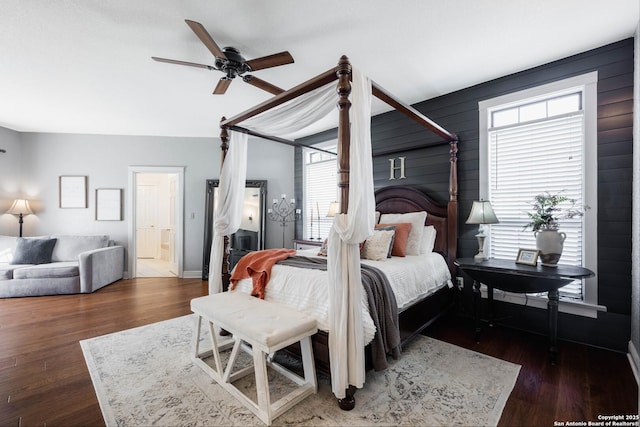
[152,19,294,96]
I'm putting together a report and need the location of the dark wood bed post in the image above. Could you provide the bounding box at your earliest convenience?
[448,136,459,275]
[335,55,358,411]
[336,55,352,215]
[219,117,231,291]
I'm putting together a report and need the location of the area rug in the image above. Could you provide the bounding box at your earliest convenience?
[80,315,520,426]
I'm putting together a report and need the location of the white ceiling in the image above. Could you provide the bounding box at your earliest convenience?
[1,0,637,138]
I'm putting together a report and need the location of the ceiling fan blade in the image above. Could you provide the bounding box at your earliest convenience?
[244,51,294,72]
[152,57,214,70]
[242,75,284,95]
[213,77,232,95]
[185,19,227,59]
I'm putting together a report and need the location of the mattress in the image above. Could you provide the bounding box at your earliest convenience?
[231,249,452,343]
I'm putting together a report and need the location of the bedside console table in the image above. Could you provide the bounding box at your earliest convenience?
[455,257,594,363]
[293,239,323,251]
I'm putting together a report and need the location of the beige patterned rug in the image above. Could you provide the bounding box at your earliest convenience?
[80,315,520,426]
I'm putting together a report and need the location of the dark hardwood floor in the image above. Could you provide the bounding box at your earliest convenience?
[0,278,637,426]
[425,312,639,427]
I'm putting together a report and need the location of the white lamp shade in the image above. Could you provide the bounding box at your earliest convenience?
[465,200,499,225]
[7,199,33,215]
[326,201,339,217]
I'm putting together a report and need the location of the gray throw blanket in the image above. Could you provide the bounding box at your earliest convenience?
[277,256,401,371]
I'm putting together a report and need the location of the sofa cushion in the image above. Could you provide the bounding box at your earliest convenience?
[0,263,25,280]
[51,235,109,262]
[10,238,57,265]
[12,262,79,280]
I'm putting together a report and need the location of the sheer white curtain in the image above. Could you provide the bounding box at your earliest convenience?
[208,69,375,399]
[327,68,374,398]
[208,81,336,293]
[208,131,247,293]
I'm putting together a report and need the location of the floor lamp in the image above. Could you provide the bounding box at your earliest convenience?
[6,199,33,237]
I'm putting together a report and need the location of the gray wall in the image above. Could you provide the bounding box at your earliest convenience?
[0,130,294,276]
[0,127,25,224]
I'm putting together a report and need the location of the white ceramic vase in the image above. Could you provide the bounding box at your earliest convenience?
[534,229,566,267]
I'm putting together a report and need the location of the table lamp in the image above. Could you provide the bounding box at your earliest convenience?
[326,201,339,217]
[6,199,34,237]
[465,199,499,261]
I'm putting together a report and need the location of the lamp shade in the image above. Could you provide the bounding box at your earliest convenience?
[465,200,499,225]
[326,201,339,217]
[7,199,33,216]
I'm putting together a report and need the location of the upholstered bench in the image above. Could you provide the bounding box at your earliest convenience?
[191,292,318,426]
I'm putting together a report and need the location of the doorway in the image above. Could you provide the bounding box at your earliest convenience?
[127,166,184,278]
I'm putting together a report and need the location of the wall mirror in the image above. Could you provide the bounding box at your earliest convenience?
[202,180,267,280]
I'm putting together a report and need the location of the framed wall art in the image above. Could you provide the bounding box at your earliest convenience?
[96,188,123,221]
[59,175,87,208]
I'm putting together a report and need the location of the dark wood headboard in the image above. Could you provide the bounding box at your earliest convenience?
[375,185,457,274]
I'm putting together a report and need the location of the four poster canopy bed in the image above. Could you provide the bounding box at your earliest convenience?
[208,55,459,410]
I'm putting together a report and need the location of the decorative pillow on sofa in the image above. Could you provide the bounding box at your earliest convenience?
[51,235,109,262]
[0,235,18,263]
[361,229,395,261]
[10,238,58,265]
[379,211,427,256]
[375,222,411,257]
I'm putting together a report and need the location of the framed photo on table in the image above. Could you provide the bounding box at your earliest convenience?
[59,175,87,208]
[516,248,540,266]
[96,188,123,221]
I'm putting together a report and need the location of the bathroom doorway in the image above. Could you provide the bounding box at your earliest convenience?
[127,166,184,278]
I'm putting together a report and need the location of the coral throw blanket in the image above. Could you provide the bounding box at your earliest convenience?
[229,248,296,299]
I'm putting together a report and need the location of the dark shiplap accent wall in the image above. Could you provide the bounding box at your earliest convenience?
[296,38,634,351]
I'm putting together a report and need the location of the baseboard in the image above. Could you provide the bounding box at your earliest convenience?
[123,270,203,279]
[628,341,640,386]
[182,270,202,279]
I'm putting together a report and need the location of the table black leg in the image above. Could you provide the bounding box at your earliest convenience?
[547,289,559,364]
[473,279,481,343]
[487,286,494,327]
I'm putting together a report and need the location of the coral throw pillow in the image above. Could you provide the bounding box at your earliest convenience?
[375,222,411,257]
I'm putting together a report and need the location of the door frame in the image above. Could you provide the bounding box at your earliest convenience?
[127,166,185,278]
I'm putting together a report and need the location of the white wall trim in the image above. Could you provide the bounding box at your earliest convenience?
[127,166,185,278]
[183,270,202,279]
[631,22,640,417]
[629,341,640,387]
[478,71,599,310]
[479,286,605,319]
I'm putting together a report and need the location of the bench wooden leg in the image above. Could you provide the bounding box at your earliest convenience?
[253,349,272,424]
[191,315,202,359]
[300,337,317,392]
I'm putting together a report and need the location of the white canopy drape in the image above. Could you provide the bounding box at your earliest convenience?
[208,131,247,293]
[208,69,374,399]
[327,69,374,397]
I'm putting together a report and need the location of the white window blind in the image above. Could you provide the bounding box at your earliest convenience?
[303,149,337,240]
[488,99,585,299]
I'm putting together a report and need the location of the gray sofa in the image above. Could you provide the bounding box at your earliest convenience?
[0,234,124,298]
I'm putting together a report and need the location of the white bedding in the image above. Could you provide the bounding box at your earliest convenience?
[231,249,452,344]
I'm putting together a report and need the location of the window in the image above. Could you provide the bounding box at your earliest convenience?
[479,73,600,316]
[303,144,338,240]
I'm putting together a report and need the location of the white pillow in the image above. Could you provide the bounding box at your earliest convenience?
[420,225,437,254]
[379,211,427,255]
[361,229,395,261]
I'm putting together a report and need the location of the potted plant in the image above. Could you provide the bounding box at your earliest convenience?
[524,192,583,267]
